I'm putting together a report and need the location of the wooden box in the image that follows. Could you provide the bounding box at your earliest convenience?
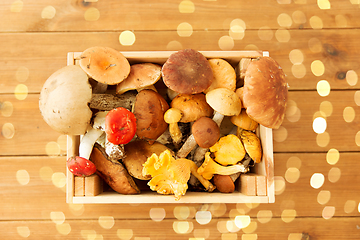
[66,50,275,204]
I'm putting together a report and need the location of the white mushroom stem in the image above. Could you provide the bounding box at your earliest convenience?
[79,111,108,160]
[79,127,104,160]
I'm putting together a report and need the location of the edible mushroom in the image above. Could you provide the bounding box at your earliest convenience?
[39,65,92,136]
[79,46,130,85]
[192,117,220,149]
[163,108,183,145]
[204,58,236,93]
[209,134,246,166]
[170,93,213,123]
[197,152,249,180]
[133,89,169,142]
[230,108,259,131]
[238,130,262,163]
[162,49,214,94]
[116,63,162,95]
[243,57,288,129]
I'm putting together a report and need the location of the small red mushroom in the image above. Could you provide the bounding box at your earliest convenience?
[67,156,96,177]
[105,107,137,145]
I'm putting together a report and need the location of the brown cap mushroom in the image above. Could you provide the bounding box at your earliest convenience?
[170,93,213,123]
[204,58,236,93]
[243,57,288,129]
[230,108,259,131]
[162,49,213,94]
[39,65,92,135]
[133,89,169,142]
[79,46,130,85]
[116,63,162,95]
[192,117,220,148]
[213,174,235,193]
[206,88,242,117]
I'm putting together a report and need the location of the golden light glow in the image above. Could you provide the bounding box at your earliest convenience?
[149,208,166,222]
[179,0,195,13]
[84,7,100,21]
[317,190,331,205]
[177,22,193,37]
[311,60,325,76]
[119,31,136,46]
[317,0,331,9]
[310,173,325,189]
[326,148,340,165]
[16,169,30,185]
[317,80,330,96]
[313,117,327,134]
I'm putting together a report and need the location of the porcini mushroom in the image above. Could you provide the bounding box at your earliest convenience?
[162,49,214,94]
[39,65,92,136]
[79,46,130,85]
[243,57,288,129]
[204,58,236,93]
[116,63,162,95]
[133,89,169,142]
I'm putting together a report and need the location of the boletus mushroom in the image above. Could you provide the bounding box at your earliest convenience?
[162,49,214,94]
[243,57,288,129]
[133,89,169,142]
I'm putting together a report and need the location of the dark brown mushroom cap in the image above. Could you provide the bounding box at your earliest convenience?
[213,174,235,193]
[162,49,214,94]
[170,93,213,123]
[192,117,220,148]
[133,89,169,142]
[243,57,288,129]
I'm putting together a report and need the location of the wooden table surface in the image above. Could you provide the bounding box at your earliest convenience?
[1,0,360,239]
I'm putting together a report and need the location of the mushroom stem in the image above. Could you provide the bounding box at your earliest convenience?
[79,127,104,160]
[212,111,225,127]
[188,161,216,192]
[176,134,196,158]
[89,92,136,111]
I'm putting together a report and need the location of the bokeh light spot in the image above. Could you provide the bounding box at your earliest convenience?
[2,122,15,139]
[346,70,358,86]
[11,0,23,12]
[117,229,133,240]
[308,38,323,53]
[234,215,251,229]
[166,40,183,50]
[343,106,355,123]
[39,166,53,182]
[179,0,195,13]
[174,206,190,220]
[50,211,65,225]
[119,31,136,46]
[274,176,286,195]
[41,6,56,19]
[311,60,325,76]
[173,221,193,234]
[177,22,193,37]
[313,117,327,134]
[17,226,30,238]
[316,131,330,147]
[344,200,356,213]
[84,7,100,21]
[257,210,273,224]
[52,172,66,188]
[16,169,30,185]
[286,156,302,169]
[285,167,300,183]
[46,141,61,156]
[149,208,166,222]
[319,101,333,117]
[317,0,331,9]
[310,173,325,189]
[328,167,341,183]
[218,36,234,50]
[16,66,29,82]
[289,49,304,65]
[322,206,335,219]
[14,84,28,100]
[292,10,306,24]
[275,28,291,42]
[0,101,13,117]
[242,234,258,240]
[291,64,306,78]
[326,148,339,165]
[277,13,293,27]
[195,211,212,225]
[317,80,330,96]
[98,216,115,229]
[281,209,296,223]
[317,190,331,205]
[355,131,360,146]
[56,223,71,235]
[273,126,287,142]
[258,26,273,41]
[310,16,323,29]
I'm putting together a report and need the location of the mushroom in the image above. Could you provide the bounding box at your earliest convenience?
[170,93,213,123]
[79,46,131,85]
[89,91,137,111]
[209,134,246,166]
[204,58,236,93]
[116,63,162,95]
[238,130,262,163]
[242,57,288,129]
[66,156,96,177]
[133,89,169,142]
[192,117,220,149]
[213,175,235,193]
[205,88,242,127]
[230,108,259,131]
[162,49,214,94]
[122,140,171,180]
[105,107,137,145]
[39,65,92,136]
[197,152,249,180]
[163,108,183,146]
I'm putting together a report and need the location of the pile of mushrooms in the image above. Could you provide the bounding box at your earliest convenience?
[39,47,288,198]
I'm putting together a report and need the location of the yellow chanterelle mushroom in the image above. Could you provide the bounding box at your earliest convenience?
[143,149,215,200]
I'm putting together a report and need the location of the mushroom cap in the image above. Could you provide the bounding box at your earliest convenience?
[123,140,171,180]
[204,58,236,93]
[162,49,213,94]
[205,88,242,116]
[79,46,130,85]
[39,65,92,135]
[133,89,169,141]
[243,57,288,129]
[116,63,162,95]
[192,117,220,148]
[238,130,262,163]
[164,108,183,124]
[230,108,259,131]
[171,93,213,123]
[213,174,235,193]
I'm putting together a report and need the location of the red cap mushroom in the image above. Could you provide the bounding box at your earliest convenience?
[162,49,214,94]
[66,156,96,177]
[105,107,137,145]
